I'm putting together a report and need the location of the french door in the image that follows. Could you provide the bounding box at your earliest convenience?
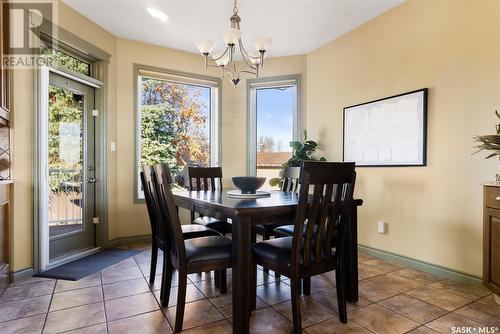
[47,72,96,260]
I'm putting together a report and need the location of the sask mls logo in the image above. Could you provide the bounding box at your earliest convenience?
[3,0,58,68]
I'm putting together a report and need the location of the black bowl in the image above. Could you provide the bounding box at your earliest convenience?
[232,176,266,194]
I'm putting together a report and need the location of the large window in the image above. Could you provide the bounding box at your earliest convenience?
[248,76,301,189]
[135,66,220,200]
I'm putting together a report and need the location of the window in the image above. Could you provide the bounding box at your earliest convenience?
[40,45,91,76]
[248,76,301,189]
[135,66,220,200]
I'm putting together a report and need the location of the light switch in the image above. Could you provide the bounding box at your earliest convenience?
[110,141,117,152]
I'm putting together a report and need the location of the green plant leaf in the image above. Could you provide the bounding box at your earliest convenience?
[289,141,302,151]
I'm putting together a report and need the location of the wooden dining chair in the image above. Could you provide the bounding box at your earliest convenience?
[252,166,301,241]
[141,166,221,285]
[252,166,300,277]
[152,163,232,333]
[250,161,356,333]
[187,166,232,235]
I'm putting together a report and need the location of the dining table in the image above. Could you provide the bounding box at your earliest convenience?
[173,189,363,334]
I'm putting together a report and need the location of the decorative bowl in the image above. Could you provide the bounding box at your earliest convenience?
[232,176,266,194]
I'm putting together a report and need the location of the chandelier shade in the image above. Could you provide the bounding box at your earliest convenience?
[195,0,272,86]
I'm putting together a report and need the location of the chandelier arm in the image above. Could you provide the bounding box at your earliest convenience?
[238,41,258,69]
[231,60,238,78]
[239,41,260,60]
[210,46,230,61]
[237,64,257,76]
[239,69,257,76]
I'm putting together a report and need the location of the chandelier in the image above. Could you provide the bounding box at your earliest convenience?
[195,0,272,86]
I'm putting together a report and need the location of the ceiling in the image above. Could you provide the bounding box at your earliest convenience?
[63,0,405,57]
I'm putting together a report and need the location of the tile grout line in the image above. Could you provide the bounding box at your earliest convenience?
[98,272,111,334]
[40,279,57,333]
[133,251,176,332]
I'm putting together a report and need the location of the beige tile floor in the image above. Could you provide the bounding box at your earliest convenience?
[0,242,498,334]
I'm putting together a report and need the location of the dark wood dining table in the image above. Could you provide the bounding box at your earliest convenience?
[173,190,363,334]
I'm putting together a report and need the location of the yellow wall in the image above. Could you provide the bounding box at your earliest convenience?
[11,0,498,277]
[10,0,305,269]
[112,37,305,239]
[306,0,500,276]
[11,1,117,271]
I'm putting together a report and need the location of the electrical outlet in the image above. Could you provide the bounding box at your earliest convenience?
[377,221,387,234]
[110,141,117,152]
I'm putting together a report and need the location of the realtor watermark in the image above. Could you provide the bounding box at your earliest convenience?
[452,326,499,334]
[2,0,58,69]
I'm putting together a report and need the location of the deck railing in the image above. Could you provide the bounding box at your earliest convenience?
[48,168,83,225]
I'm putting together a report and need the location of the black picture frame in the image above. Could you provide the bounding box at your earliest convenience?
[342,88,428,167]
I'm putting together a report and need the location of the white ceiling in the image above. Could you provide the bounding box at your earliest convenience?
[63,0,404,57]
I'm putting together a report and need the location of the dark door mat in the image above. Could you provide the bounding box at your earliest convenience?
[35,248,142,281]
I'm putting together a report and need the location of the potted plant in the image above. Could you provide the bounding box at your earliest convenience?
[473,110,500,180]
[269,129,326,187]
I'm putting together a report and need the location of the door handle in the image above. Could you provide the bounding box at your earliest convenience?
[87,176,97,183]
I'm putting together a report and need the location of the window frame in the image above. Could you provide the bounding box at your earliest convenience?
[247,75,302,176]
[133,64,222,202]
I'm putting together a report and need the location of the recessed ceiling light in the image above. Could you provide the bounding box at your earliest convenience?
[147,7,168,23]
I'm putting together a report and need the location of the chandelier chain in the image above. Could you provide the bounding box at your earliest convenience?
[233,0,238,14]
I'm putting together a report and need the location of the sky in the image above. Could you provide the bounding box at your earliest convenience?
[256,86,294,152]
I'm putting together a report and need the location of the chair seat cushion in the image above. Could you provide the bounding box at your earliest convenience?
[181,224,221,239]
[253,222,293,235]
[252,236,335,268]
[274,224,319,238]
[251,237,294,267]
[185,236,232,263]
[273,224,297,237]
[193,216,232,234]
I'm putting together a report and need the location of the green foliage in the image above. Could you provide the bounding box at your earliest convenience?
[269,129,326,187]
[41,47,90,76]
[140,78,210,178]
[48,86,83,192]
[473,110,500,160]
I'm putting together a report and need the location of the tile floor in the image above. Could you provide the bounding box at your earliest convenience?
[0,243,498,333]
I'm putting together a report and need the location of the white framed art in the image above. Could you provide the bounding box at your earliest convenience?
[343,89,427,166]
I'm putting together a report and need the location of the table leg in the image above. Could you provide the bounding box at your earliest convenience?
[345,205,359,302]
[232,215,252,334]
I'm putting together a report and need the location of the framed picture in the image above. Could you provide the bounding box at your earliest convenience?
[343,88,427,167]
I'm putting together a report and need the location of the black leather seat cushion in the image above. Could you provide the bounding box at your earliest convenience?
[181,224,221,239]
[253,222,292,235]
[252,236,335,267]
[273,224,298,237]
[185,236,232,263]
[252,237,294,267]
[193,216,232,234]
[274,224,319,238]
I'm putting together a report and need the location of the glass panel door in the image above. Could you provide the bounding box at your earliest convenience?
[48,72,95,260]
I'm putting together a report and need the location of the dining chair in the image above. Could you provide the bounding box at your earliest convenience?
[187,166,232,235]
[252,166,301,241]
[250,161,356,333]
[252,166,300,277]
[141,167,221,285]
[152,163,232,333]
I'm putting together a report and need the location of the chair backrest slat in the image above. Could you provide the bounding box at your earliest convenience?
[187,167,223,191]
[152,163,187,262]
[281,166,300,193]
[140,168,163,244]
[291,161,356,269]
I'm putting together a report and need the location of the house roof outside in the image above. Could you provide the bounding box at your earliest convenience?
[257,152,291,169]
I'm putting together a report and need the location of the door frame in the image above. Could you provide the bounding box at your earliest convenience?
[37,66,102,270]
[33,22,111,272]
